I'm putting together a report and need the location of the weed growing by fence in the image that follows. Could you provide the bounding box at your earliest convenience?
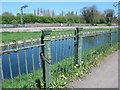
[3,42,119,88]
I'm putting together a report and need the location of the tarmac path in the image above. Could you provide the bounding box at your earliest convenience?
[67,50,119,88]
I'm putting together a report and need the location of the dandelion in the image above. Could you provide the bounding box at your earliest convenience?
[41,83,44,87]
[80,72,84,75]
[76,64,79,66]
[75,73,79,76]
[62,75,65,77]
[59,75,65,77]
[59,75,67,79]
[74,66,77,68]
[64,77,67,79]
[59,75,62,77]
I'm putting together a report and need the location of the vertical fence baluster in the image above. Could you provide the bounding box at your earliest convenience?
[68,32,71,71]
[71,32,74,70]
[101,31,104,51]
[67,33,69,72]
[68,31,72,71]
[62,33,65,74]
[78,28,83,64]
[109,29,112,47]
[55,32,58,75]
[59,32,62,73]
[38,36,42,88]
[68,31,71,70]
[55,32,57,63]
[23,38,30,88]
[57,32,60,74]
[31,38,36,88]
[7,43,14,88]
[58,33,61,62]
[65,32,68,71]
[16,41,22,88]
[0,55,4,88]
[79,30,83,64]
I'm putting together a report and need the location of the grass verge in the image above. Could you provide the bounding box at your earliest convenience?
[1,28,118,43]
[3,42,119,88]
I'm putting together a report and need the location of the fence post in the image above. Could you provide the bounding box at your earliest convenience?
[78,28,83,64]
[41,29,52,88]
[74,27,83,65]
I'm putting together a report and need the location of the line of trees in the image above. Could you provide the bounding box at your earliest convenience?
[0,5,117,25]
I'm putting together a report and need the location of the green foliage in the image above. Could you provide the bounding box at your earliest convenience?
[2,15,16,24]
[3,42,119,88]
[1,15,84,24]
[104,9,115,23]
[1,28,118,43]
[81,5,106,25]
[11,20,18,27]
[107,23,112,26]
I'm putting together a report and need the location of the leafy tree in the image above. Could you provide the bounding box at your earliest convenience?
[104,9,115,23]
[81,5,100,25]
[11,20,18,27]
[2,15,15,24]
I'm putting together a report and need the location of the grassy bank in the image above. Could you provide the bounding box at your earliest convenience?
[2,42,119,88]
[50,42,119,88]
[0,28,118,43]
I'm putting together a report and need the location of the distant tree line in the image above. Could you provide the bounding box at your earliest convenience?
[1,5,117,25]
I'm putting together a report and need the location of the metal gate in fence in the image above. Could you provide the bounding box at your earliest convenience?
[0,28,118,88]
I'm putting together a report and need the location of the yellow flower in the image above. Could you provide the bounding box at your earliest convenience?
[80,63,82,65]
[41,83,44,86]
[81,72,84,75]
[59,75,67,79]
[64,77,67,79]
[75,73,79,76]
[59,75,65,78]
[76,64,79,66]
[74,66,77,68]
[59,75,61,77]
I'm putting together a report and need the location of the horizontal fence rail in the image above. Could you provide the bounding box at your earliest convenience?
[0,28,119,88]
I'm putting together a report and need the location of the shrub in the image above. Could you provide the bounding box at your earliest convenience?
[11,20,18,27]
[107,23,112,26]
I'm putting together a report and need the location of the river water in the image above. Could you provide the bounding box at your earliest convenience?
[1,30,118,79]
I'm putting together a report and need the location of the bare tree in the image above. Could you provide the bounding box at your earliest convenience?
[34,9,36,16]
[52,10,55,17]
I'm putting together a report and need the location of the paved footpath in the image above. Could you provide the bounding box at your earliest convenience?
[67,51,118,88]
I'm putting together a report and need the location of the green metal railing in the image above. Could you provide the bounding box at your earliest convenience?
[0,28,118,88]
